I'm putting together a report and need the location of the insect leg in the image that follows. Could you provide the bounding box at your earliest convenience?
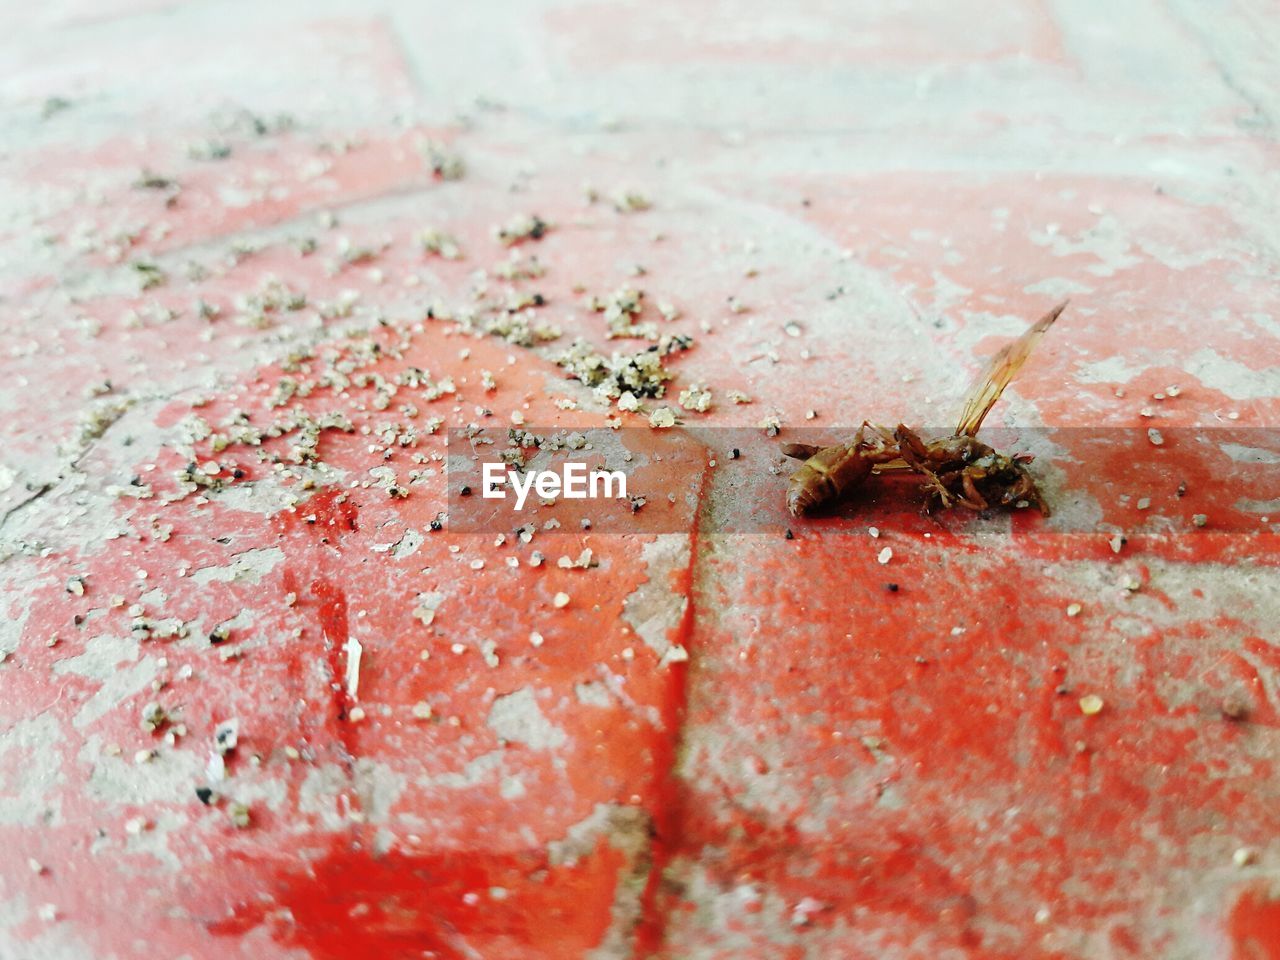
[781,442,824,461]
[960,470,989,510]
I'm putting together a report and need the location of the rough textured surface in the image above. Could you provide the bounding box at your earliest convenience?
[1,1,1279,958]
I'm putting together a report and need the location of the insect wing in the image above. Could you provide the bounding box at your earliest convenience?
[954,300,1067,437]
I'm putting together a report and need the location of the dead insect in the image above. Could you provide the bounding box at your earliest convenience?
[781,422,901,517]
[783,301,1067,517]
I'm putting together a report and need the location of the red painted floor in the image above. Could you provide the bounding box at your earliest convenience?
[1,2,1279,958]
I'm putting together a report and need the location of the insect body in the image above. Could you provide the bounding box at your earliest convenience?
[782,422,898,517]
[893,426,1047,515]
[783,301,1067,517]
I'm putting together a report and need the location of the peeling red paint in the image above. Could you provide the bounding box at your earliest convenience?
[3,2,1279,956]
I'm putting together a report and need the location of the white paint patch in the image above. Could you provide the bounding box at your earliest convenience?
[929,271,972,312]
[424,750,505,790]
[297,765,352,831]
[217,186,258,208]
[123,809,185,871]
[0,600,29,658]
[574,681,613,708]
[73,656,160,729]
[0,893,97,956]
[1236,497,1280,514]
[1073,356,1145,384]
[53,634,139,681]
[413,591,445,626]
[1024,277,1094,299]
[190,546,285,585]
[1249,313,1280,338]
[1031,214,1142,277]
[954,311,1031,347]
[0,715,65,826]
[1221,443,1280,465]
[80,735,203,806]
[622,535,690,658]
[391,529,423,559]
[215,478,325,515]
[487,687,566,750]
[354,758,406,823]
[1184,349,1280,400]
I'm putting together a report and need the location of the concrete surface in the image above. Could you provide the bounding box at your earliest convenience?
[1,1,1279,958]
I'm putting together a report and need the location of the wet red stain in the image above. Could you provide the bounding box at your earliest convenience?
[633,465,709,955]
[210,836,628,960]
[274,489,361,541]
[311,576,353,725]
[1230,886,1280,960]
